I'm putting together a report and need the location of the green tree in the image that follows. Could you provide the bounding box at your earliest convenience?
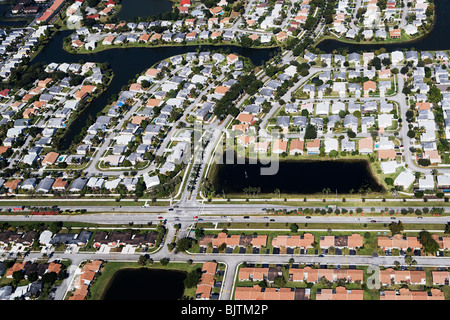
[184,268,202,288]
[138,255,148,266]
[273,275,286,287]
[290,223,299,233]
[176,237,194,252]
[12,270,24,284]
[42,271,57,285]
[389,221,404,235]
[419,230,440,255]
[304,124,317,140]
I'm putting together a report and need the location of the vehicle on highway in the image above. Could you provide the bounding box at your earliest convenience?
[198,218,203,221]
[261,208,266,211]
[417,217,423,219]
[270,219,275,222]
[355,218,360,221]
[305,216,311,219]
[221,216,227,218]
[193,216,198,219]
[168,208,174,211]
[263,217,268,219]
[370,220,376,223]
[243,216,250,219]
[318,254,324,258]
[228,218,234,222]
[157,216,163,219]
[390,217,396,220]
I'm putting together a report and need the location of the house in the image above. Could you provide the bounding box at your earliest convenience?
[358,137,373,154]
[42,152,59,166]
[36,178,55,193]
[272,139,287,154]
[363,81,377,97]
[306,139,320,155]
[250,138,269,153]
[276,116,290,129]
[418,174,434,191]
[289,139,304,155]
[69,178,87,192]
[324,138,339,154]
[394,169,415,190]
[237,134,255,147]
[237,113,255,125]
[316,287,363,300]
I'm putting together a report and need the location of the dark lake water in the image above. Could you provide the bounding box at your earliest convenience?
[116,0,173,20]
[316,0,449,53]
[101,268,187,300]
[211,159,383,195]
[32,30,279,151]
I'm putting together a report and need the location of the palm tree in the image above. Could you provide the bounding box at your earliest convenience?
[273,188,281,199]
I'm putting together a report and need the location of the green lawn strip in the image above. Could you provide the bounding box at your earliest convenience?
[0,200,170,207]
[87,261,204,300]
[210,222,446,231]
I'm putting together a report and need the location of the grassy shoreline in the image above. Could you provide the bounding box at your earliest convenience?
[87,261,204,300]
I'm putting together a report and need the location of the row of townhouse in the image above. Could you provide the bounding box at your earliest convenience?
[238,266,364,283]
[199,232,268,248]
[378,234,450,252]
[195,262,219,300]
[235,285,310,300]
[92,231,158,248]
[69,260,103,300]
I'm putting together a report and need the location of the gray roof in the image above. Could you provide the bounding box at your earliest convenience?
[292,116,307,127]
[36,177,54,192]
[69,177,87,191]
[276,116,290,127]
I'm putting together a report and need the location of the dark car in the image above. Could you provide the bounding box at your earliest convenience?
[270,219,275,222]
[243,216,250,219]
[306,216,311,219]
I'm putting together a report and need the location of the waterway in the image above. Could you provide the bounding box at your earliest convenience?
[211,158,383,195]
[115,0,173,20]
[316,0,449,53]
[101,268,187,300]
[32,30,279,151]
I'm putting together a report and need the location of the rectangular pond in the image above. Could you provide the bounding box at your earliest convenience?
[210,158,384,196]
[101,268,187,300]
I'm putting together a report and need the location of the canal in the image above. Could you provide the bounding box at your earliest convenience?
[32,30,279,151]
[101,268,187,300]
[211,158,384,196]
[316,0,449,53]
